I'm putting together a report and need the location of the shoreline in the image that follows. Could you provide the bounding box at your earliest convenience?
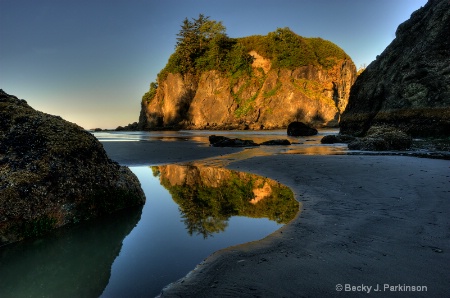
[102,141,450,297]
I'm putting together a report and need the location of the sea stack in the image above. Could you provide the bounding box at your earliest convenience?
[139,24,356,130]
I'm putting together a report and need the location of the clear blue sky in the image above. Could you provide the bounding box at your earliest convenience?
[1,0,427,129]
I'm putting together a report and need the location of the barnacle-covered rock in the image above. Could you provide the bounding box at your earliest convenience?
[348,126,412,151]
[0,90,145,246]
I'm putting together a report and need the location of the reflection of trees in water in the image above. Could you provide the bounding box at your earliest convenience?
[155,165,299,238]
[182,215,228,238]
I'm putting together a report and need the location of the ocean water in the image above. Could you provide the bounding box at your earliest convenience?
[0,165,298,298]
[93,128,348,156]
[0,129,345,297]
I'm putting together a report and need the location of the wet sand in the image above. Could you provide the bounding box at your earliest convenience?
[102,140,242,166]
[103,141,450,297]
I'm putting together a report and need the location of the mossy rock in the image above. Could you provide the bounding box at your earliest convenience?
[0,90,146,245]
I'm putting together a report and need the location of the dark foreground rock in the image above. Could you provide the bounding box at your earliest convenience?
[0,90,145,246]
[287,122,318,136]
[340,0,450,137]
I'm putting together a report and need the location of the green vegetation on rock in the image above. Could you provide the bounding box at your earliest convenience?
[157,14,254,81]
[241,28,349,69]
[142,82,158,104]
[143,15,350,104]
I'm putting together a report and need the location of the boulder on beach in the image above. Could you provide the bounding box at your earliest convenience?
[208,135,259,147]
[260,139,291,146]
[320,135,342,144]
[0,90,146,246]
[287,122,318,136]
[209,135,292,147]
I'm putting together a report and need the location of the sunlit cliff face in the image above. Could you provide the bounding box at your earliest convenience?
[249,50,271,74]
[142,58,356,130]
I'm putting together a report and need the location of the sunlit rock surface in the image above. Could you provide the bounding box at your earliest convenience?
[139,33,356,130]
[0,90,145,245]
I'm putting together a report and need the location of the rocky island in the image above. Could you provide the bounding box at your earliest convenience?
[138,16,356,130]
[0,90,145,246]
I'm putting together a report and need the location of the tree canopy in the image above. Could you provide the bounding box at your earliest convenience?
[240,27,349,69]
[161,17,350,78]
[158,14,254,80]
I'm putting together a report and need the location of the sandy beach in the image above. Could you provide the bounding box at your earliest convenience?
[103,140,450,297]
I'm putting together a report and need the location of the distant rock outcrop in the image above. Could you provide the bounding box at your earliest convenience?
[209,135,259,147]
[116,122,139,131]
[208,135,291,147]
[260,139,291,146]
[340,0,450,137]
[0,90,146,245]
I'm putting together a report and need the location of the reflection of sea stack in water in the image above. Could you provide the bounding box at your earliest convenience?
[154,164,299,238]
[0,90,145,245]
